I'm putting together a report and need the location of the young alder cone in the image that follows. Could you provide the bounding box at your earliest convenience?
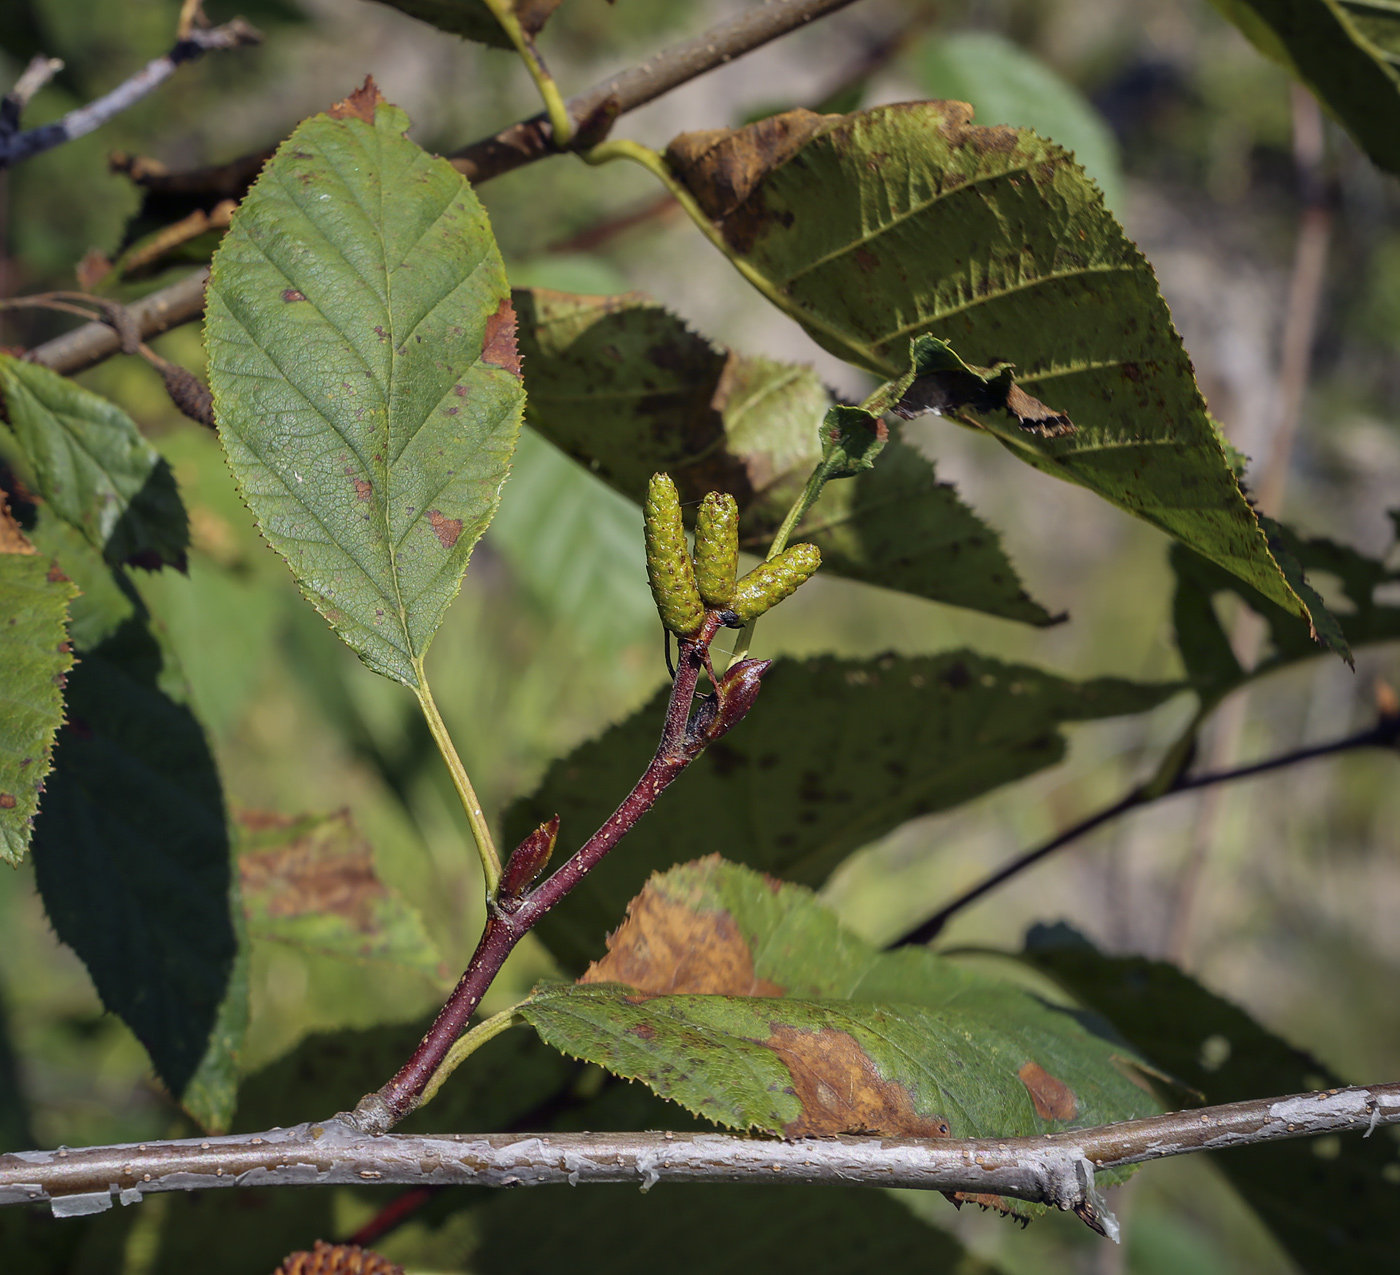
[644,473,705,638]
[727,543,822,624]
[693,491,739,608]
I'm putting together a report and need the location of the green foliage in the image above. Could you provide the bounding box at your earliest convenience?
[1209,0,1400,176]
[0,355,188,570]
[205,93,526,688]
[0,537,77,865]
[1023,925,1400,1274]
[663,103,1320,633]
[507,651,1176,971]
[522,858,1158,1158]
[368,0,561,49]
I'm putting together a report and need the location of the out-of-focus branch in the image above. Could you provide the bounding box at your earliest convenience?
[2,1083,1395,1239]
[0,20,263,170]
[24,0,860,375]
[0,56,65,139]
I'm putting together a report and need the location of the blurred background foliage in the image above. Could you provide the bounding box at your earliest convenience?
[1,0,1398,1271]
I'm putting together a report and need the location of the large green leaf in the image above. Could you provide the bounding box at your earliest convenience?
[664,104,1314,631]
[512,287,1057,624]
[27,514,247,1132]
[507,650,1177,971]
[1022,925,1400,1275]
[911,30,1124,214]
[0,510,77,866]
[205,89,526,688]
[0,355,188,570]
[1209,0,1400,176]
[521,858,1158,1170]
[1173,513,1400,690]
[236,808,442,979]
[367,0,563,49]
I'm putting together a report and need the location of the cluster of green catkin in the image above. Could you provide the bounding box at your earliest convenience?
[644,473,821,639]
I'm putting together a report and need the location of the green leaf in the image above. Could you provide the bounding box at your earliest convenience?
[1172,514,1400,690]
[1209,0,1400,176]
[910,30,1124,213]
[1021,924,1400,1275]
[28,521,246,1131]
[205,89,526,688]
[0,515,77,866]
[367,0,563,48]
[507,651,1177,971]
[664,104,1313,630]
[236,808,442,979]
[0,354,188,570]
[475,1183,1002,1275]
[512,287,1058,625]
[521,858,1158,1161]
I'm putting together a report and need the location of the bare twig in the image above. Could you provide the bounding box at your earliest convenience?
[892,712,1400,948]
[24,0,859,376]
[0,20,262,171]
[3,1083,1395,1238]
[0,56,65,139]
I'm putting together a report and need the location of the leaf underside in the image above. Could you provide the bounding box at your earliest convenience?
[512,287,1056,625]
[664,103,1315,632]
[521,857,1158,1206]
[206,90,525,687]
[507,650,1177,972]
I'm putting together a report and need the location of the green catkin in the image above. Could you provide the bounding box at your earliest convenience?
[693,491,739,608]
[644,473,706,637]
[728,542,822,623]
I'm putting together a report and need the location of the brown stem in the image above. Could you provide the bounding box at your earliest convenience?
[23,0,861,377]
[356,625,733,1133]
[891,713,1400,948]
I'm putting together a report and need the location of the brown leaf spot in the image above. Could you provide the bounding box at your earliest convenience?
[327,77,384,124]
[766,1025,952,1139]
[630,1022,657,1040]
[282,289,306,303]
[354,479,373,501]
[427,509,463,549]
[1004,384,1074,437]
[580,858,785,997]
[238,810,386,933]
[481,297,521,377]
[0,794,16,810]
[1018,1061,1078,1120]
[0,495,36,556]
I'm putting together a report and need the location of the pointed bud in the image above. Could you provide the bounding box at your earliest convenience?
[687,658,773,752]
[499,815,559,899]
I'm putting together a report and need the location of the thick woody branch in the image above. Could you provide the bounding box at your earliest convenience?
[0,21,262,170]
[2,1083,1395,1237]
[24,0,859,376]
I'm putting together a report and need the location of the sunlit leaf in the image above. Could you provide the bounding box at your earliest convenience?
[521,857,1158,1202]
[0,354,188,570]
[664,104,1318,634]
[0,504,77,866]
[206,85,525,687]
[513,287,1057,624]
[236,808,442,979]
[1023,924,1400,1275]
[507,651,1176,971]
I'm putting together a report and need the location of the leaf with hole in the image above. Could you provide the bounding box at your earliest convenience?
[205,85,525,688]
[520,856,1158,1212]
[663,103,1320,636]
[506,651,1178,971]
[0,354,188,571]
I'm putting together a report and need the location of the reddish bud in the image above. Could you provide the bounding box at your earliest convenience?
[686,658,772,753]
[499,815,559,899]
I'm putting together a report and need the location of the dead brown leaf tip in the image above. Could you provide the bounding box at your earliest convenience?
[327,77,385,124]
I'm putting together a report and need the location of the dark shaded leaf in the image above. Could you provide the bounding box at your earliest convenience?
[520,858,1159,1176]
[508,651,1177,971]
[0,355,188,570]
[513,287,1058,624]
[206,87,525,687]
[368,0,563,48]
[1022,924,1400,1275]
[664,103,1317,632]
[236,808,442,978]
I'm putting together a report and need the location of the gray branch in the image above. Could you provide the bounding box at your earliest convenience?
[24,0,858,377]
[0,20,262,170]
[3,1083,1395,1239]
